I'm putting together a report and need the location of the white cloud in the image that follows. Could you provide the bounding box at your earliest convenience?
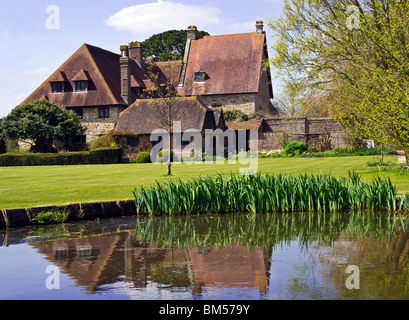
[104,0,222,39]
[22,67,52,76]
[228,19,260,34]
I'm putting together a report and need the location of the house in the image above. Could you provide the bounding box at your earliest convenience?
[114,97,224,156]
[21,21,276,148]
[178,22,276,116]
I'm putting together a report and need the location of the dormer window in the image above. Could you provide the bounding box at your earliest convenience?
[48,71,67,94]
[74,81,88,92]
[50,82,64,94]
[72,69,91,93]
[193,71,208,83]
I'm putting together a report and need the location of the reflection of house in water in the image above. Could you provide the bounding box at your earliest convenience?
[31,232,272,296]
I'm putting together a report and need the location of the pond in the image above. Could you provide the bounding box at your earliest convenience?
[1,212,409,300]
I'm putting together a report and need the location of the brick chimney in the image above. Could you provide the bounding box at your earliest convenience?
[129,41,143,67]
[120,45,131,105]
[178,26,198,88]
[256,21,264,35]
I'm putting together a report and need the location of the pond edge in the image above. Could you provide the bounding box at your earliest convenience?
[0,200,137,230]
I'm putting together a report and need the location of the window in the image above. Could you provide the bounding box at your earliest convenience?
[127,136,139,147]
[98,108,110,119]
[193,71,207,83]
[73,108,83,119]
[74,81,88,92]
[50,82,64,94]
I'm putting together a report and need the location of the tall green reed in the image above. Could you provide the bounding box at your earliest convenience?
[133,172,407,216]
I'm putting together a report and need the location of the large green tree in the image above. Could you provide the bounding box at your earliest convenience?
[142,29,209,61]
[269,0,409,162]
[2,100,83,153]
[0,118,5,154]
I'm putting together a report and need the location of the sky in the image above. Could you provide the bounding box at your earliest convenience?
[0,0,285,117]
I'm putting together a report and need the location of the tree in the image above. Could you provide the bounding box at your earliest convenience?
[142,29,209,61]
[142,60,202,175]
[269,0,409,163]
[2,100,83,153]
[0,118,5,154]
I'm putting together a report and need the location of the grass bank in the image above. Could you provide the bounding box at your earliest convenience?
[0,155,407,210]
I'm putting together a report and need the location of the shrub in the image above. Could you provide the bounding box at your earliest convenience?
[32,209,70,224]
[223,110,249,122]
[0,147,122,166]
[157,149,178,162]
[136,152,152,163]
[283,141,307,156]
[89,132,117,150]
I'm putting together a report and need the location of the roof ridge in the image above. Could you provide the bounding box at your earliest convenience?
[198,31,258,39]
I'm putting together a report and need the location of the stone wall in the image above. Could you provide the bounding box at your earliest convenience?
[198,93,258,114]
[79,106,126,143]
[258,117,351,151]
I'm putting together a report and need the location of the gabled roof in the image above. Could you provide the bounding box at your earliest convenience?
[21,44,135,107]
[48,71,68,82]
[71,69,91,82]
[115,97,215,135]
[180,32,266,96]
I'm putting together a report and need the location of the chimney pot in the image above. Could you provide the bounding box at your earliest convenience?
[256,21,264,35]
[120,45,129,57]
[187,25,198,41]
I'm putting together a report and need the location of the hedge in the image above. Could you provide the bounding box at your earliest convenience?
[0,147,122,166]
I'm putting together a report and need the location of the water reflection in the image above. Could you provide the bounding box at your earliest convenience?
[1,212,409,300]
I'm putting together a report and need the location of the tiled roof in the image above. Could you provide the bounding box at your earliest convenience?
[115,97,215,135]
[180,32,266,96]
[21,44,128,107]
[71,69,91,82]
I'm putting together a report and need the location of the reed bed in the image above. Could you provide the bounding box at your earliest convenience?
[133,172,407,216]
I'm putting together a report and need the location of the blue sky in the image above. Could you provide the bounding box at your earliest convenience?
[0,0,284,117]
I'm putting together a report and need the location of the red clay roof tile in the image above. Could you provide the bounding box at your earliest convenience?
[180,32,266,96]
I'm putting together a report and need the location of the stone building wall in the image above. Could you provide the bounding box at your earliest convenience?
[198,93,258,114]
[75,106,126,143]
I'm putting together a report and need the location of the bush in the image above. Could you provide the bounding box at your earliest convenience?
[223,110,264,122]
[283,141,307,157]
[89,132,117,150]
[135,152,152,163]
[0,147,122,166]
[157,149,179,163]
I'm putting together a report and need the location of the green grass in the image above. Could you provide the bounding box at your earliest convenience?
[0,155,408,210]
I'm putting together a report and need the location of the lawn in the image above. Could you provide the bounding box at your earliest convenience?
[0,154,408,210]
